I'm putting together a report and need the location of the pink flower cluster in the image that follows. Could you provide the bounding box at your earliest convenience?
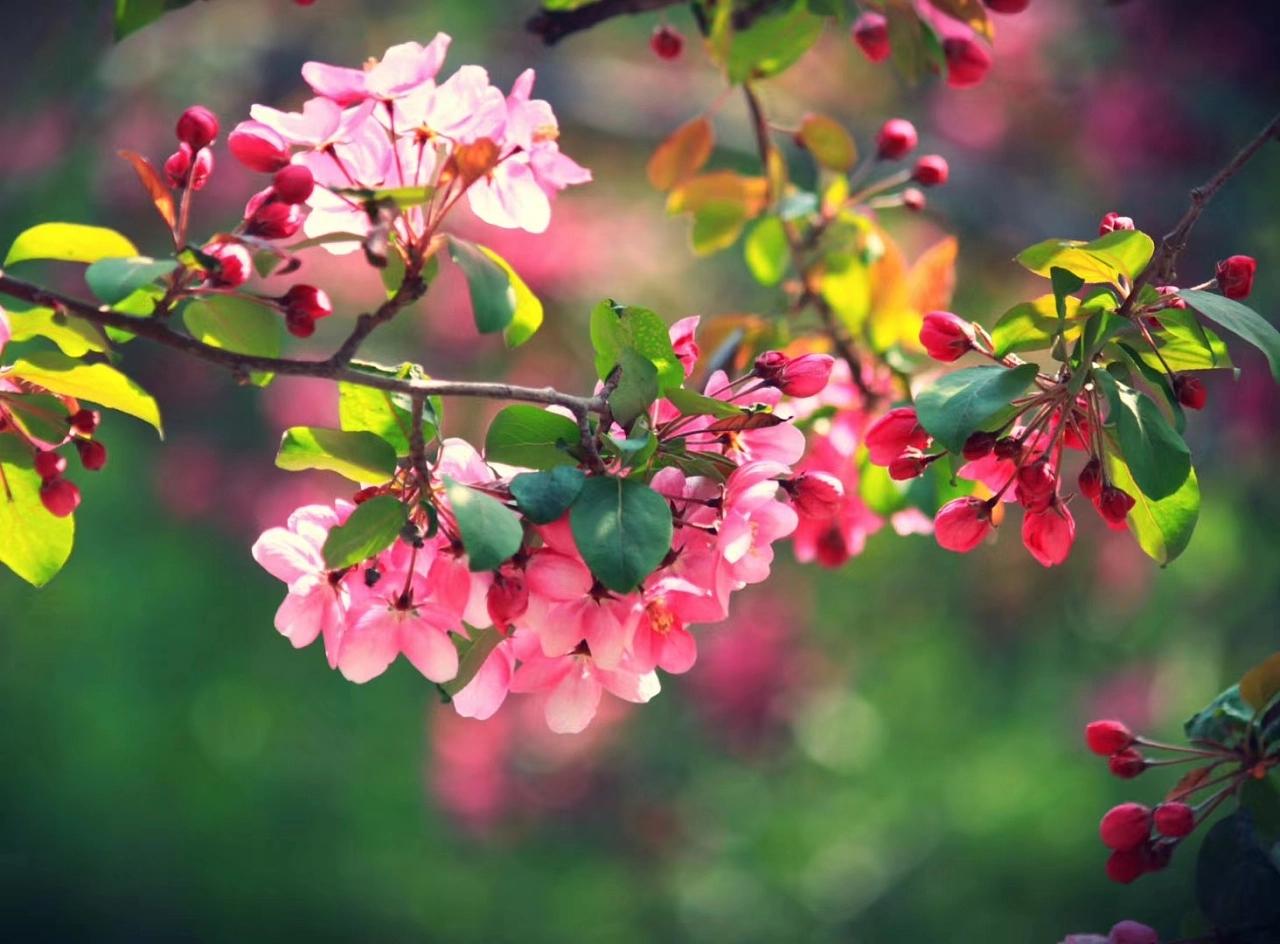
[227,33,590,251]
[253,321,823,734]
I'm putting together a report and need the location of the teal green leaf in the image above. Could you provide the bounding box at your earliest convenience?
[589,300,684,392]
[85,257,177,305]
[484,405,581,469]
[509,467,586,524]
[1181,289,1280,381]
[444,477,524,572]
[478,246,543,347]
[913,364,1039,454]
[447,237,515,334]
[1095,371,1190,500]
[609,348,660,428]
[569,476,673,592]
[321,495,406,570]
[182,295,282,387]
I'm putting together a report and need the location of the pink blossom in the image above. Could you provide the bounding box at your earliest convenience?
[303,35,452,105]
[669,315,701,377]
[510,643,660,735]
[450,637,516,720]
[523,549,639,670]
[1021,502,1076,567]
[933,496,992,553]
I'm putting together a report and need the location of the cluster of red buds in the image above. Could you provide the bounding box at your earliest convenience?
[848,118,950,214]
[1084,719,1276,884]
[6,405,107,518]
[852,1,1018,89]
[164,105,218,191]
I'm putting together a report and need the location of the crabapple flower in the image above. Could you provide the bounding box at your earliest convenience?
[919,310,974,362]
[510,642,659,735]
[934,497,992,553]
[1021,503,1075,567]
[864,407,930,465]
[1215,254,1256,300]
[228,121,291,172]
[302,35,452,104]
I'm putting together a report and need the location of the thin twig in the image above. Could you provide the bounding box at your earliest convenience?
[0,272,606,416]
[408,393,433,484]
[1119,110,1280,316]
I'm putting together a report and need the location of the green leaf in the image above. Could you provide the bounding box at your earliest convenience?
[569,476,673,592]
[914,364,1039,454]
[321,496,406,570]
[1095,371,1190,500]
[884,0,940,84]
[276,426,397,484]
[477,247,543,348]
[114,0,198,40]
[442,626,507,697]
[1195,810,1280,934]
[447,237,515,334]
[6,351,162,435]
[3,393,71,445]
[796,114,857,172]
[5,223,138,266]
[338,382,426,458]
[991,294,1086,356]
[1146,306,1234,372]
[691,202,748,255]
[609,348,660,428]
[1181,289,1280,382]
[3,307,107,358]
[484,405,581,470]
[509,467,586,524]
[724,3,825,83]
[1105,450,1198,565]
[1049,266,1084,332]
[182,295,282,387]
[332,185,434,208]
[85,257,177,305]
[589,300,684,392]
[665,386,745,419]
[0,436,74,587]
[1241,654,1280,713]
[1185,684,1253,745]
[744,216,789,287]
[1016,230,1154,286]
[444,477,524,572]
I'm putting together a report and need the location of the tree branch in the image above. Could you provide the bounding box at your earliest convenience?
[327,265,428,367]
[1120,110,1280,315]
[0,272,605,416]
[526,0,685,45]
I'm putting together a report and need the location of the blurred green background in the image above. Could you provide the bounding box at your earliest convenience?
[2,1,1278,940]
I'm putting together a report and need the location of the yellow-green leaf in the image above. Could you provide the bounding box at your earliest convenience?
[6,350,162,435]
[0,435,74,587]
[478,247,543,348]
[1241,653,1280,711]
[797,114,857,172]
[5,223,138,266]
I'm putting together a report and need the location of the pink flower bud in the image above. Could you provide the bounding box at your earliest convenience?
[1100,803,1152,851]
[1174,375,1206,410]
[1016,459,1056,499]
[902,187,926,212]
[1216,254,1256,300]
[942,36,992,89]
[888,454,928,480]
[1078,458,1103,501]
[913,154,949,187]
[650,24,683,60]
[788,472,844,519]
[1097,485,1135,525]
[1021,503,1074,567]
[202,240,252,289]
[753,351,834,397]
[1104,848,1146,885]
[1108,921,1158,944]
[176,105,219,151]
[1108,748,1146,779]
[163,147,190,188]
[40,477,81,517]
[76,439,108,472]
[244,187,305,239]
[851,12,890,63]
[273,164,315,205]
[876,118,917,160]
[1153,802,1195,838]
[933,496,992,553]
[35,450,66,481]
[1098,211,1135,235]
[282,284,333,321]
[1154,285,1187,310]
[865,407,929,465]
[919,310,973,362]
[1085,719,1133,755]
[229,120,292,173]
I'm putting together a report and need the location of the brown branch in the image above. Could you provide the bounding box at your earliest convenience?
[526,0,685,45]
[1119,110,1280,316]
[0,272,605,416]
[408,393,434,484]
[328,265,428,366]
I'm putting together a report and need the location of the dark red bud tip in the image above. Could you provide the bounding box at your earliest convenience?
[1107,748,1147,780]
[1097,486,1135,525]
[34,450,67,481]
[282,284,333,321]
[984,0,1030,12]
[851,12,890,63]
[1084,719,1134,755]
[1100,803,1153,851]
[912,155,949,187]
[1078,457,1103,501]
[1153,801,1195,838]
[273,164,315,205]
[942,36,991,89]
[286,311,317,338]
[993,437,1021,460]
[1104,848,1146,885]
[1216,254,1257,300]
[76,439,108,472]
[961,431,996,461]
[876,118,918,160]
[39,477,81,517]
[888,454,928,481]
[352,486,381,505]
[176,105,220,151]
[69,408,100,436]
[650,24,683,60]
[1174,375,1207,411]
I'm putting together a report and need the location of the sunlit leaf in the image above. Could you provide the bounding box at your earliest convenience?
[6,351,162,435]
[647,116,715,192]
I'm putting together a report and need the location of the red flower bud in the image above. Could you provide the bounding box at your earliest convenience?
[983,0,1030,12]
[851,12,890,63]
[1108,748,1147,779]
[934,496,992,553]
[1016,459,1056,499]
[229,120,292,173]
[176,105,220,151]
[1104,848,1146,885]
[865,407,930,465]
[919,310,973,362]
[913,155,949,187]
[942,36,992,89]
[202,240,253,289]
[1174,375,1207,411]
[993,437,1021,460]
[1085,719,1134,755]
[244,187,305,239]
[1109,920,1159,944]
[888,454,928,481]
[876,118,917,160]
[165,144,213,190]
[69,409,100,436]
[273,164,315,205]
[753,351,834,397]
[788,472,844,519]
[282,284,333,321]
[1098,211,1135,236]
[1215,254,1256,300]
[962,431,996,461]
[1097,485,1135,525]
[902,187,926,212]
[1021,503,1074,567]
[1153,801,1195,838]
[1100,803,1152,851]
[650,24,683,60]
[1155,285,1188,310]
[75,438,108,472]
[39,477,81,517]
[286,311,316,338]
[1078,457,1103,501]
[34,450,67,481]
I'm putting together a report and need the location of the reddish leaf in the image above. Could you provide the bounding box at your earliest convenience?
[647,117,715,192]
[117,149,176,230]
[1166,764,1216,803]
[706,411,785,433]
